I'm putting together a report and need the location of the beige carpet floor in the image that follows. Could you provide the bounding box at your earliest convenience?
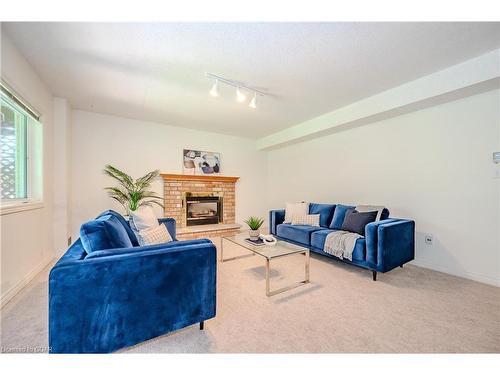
[1,237,499,353]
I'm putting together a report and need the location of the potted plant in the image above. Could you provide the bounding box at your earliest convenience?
[104,164,164,215]
[244,216,265,240]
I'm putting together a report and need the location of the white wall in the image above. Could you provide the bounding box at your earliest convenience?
[53,98,72,254]
[266,89,500,286]
[70,110,268,238]
[0,32,55,305]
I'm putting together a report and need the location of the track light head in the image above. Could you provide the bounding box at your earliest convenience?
[236,87,246,103]
[249,93,257,109]
[209,79,219,97]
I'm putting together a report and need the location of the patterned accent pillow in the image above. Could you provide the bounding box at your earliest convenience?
[291,214,320,227]
[284,202,309,223]
[136,224,173,246]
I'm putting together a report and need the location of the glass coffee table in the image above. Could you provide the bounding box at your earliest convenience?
[221,233,310,297]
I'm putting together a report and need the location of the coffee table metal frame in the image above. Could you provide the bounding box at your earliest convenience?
[221,234,310,297]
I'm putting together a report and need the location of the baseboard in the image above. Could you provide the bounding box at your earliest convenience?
[411,259,500,287]
[1,255,55,308]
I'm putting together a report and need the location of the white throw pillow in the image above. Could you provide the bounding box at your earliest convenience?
[136,224,173,246]
[284,202,309,223]
[130,206,159,231]
[291,214,320,227]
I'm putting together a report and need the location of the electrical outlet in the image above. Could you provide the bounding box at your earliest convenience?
[425,234,433,245]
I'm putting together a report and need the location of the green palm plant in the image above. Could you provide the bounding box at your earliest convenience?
[244,216,265,230]
[104,164,164,214]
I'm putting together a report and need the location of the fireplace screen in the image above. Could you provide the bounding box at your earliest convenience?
[186,196,222,226]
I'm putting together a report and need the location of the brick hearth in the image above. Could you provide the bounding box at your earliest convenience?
[161,174,241,240]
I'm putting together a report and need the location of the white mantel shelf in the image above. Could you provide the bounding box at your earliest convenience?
[161,173,239,183]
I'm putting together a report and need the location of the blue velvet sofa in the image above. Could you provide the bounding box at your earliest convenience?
[49,210,216,353]
[269,203,415,280]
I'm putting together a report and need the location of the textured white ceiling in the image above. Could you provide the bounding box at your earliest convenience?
[3,22,500,138]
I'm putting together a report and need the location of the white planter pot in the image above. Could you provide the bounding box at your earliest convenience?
[249,229,260,240]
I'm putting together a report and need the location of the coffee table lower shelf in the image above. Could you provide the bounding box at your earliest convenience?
[221,236,310,297]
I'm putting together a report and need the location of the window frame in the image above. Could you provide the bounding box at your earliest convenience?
[0,84,44,215]
[1,95,28,201]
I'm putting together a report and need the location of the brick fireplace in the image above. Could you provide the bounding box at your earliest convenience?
[161,174,241,240]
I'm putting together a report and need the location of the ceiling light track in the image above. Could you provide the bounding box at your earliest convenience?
[206,72,265,109]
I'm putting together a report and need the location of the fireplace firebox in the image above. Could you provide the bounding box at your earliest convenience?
[185,195,223,226]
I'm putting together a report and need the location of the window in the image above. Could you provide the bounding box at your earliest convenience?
[0,83,43,211]
[1,94,28,200]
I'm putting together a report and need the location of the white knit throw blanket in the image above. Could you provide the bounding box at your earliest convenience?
[323,230,363,261]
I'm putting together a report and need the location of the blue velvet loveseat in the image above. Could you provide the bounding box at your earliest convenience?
[49,210,216,353]
[269,203,415,280]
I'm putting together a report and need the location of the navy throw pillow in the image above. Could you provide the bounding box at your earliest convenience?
[329,204,355,229]
[80,214,133,254]
[97,209,139,246]
[341,210,378,236]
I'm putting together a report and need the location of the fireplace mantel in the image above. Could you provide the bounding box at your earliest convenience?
[161,173,239,183]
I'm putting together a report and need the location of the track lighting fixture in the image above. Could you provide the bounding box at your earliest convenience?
[206,72,265,110]
[209,79,219,97]
[236,87,246,103]
[249,93,257,109]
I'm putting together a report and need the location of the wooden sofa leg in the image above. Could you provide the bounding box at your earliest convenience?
[372,271,377,281]
[200,321,204,330]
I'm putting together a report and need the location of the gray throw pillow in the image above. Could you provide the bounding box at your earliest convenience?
[341,210,377,236]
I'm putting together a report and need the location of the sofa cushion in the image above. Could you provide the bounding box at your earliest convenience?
[311,229,366,261]
[329,204,356,229]
[97,209,139,246]
[136,224,173,246]
[341,210,378,236]
[276,223,322,246]
[309,203,336,227]
[130,206,159,231]
[284,202,309,223]
[291,214,320,226]
[354,205,391,221]
[80,214,133,254]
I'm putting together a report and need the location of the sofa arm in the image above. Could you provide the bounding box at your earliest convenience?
[158,217,176,240]
[365,219,398,265]
[269,209,285,235]
[365,219,415,272]
[49,241,216,353]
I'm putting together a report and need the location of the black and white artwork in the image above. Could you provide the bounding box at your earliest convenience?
[183,149,221,175]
